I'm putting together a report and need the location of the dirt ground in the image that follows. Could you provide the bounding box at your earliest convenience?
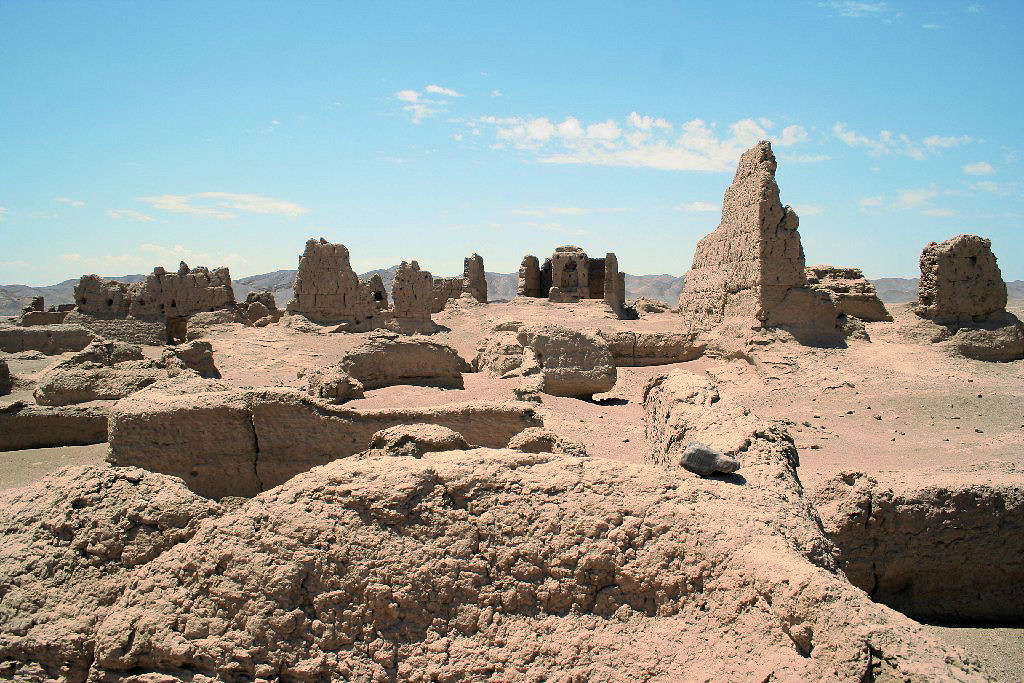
[1,296,1021,679]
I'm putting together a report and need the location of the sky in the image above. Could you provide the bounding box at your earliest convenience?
[0,0,1022,285]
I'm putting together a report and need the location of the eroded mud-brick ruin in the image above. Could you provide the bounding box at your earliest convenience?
[0,139,1021,682]
[518,245,625,310]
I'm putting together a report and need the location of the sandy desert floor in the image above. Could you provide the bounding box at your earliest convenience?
[1,297,1021,679]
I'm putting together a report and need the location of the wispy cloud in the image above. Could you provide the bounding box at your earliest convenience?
[55,197,85,207]
[859,196,883,208]
[0,207,7,222]
[61,253,82,263]
[922,208,956,216]
[795,204,824,216]
[676,201,720,212]
[479,113,810,172]
[921,23,943,29]
[966,4,983,13]
[512,207,628,217]
[107,208,155,222]
[396,84,462,123]
[819,1,892,18]
[140,192,308,220]
[424,84,462,97]
[963,161,994,175]
[891,188,937,209]
[526,221,588,236]
[833,123,972,159]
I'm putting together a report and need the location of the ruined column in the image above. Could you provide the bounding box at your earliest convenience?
[549,246,589,302]
[286,238,379,327]
[604,253,625,311]
[518,255,540,297]
[463,253,487,303]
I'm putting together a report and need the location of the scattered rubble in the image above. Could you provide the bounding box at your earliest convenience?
[805,266,892,322]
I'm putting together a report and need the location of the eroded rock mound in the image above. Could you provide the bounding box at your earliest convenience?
[516,324,616,397]
[367,423,471,457]
[54,446,985,681]
[677,141,843,344]
[915,234,1007,323]
[0,323,95,355]
[33,340,221,406]
[338,333,472,390]
[0,465,220,682]
[805,265,892,322]
[507,426,587,457]
[811,465,1024,623]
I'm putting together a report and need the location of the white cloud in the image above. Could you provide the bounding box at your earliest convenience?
[819,1,890,18]
[61,253,82,263]
[795,204,824,216]
[491,89,502,97]
[923,135,972,149]
[140,192,308,220]
[396,90,419,102]
[628,112,672,130]
[513,207,628,217]
[55,197,85,207]
[922,208,956,216]
[107,208,155,222]
[963,161,994,175]
[424,84,462,97]
[511,208,545,217]
[859,195,884,208]
[966,3,982,12]
[779,125,808,146]
[0,207,7,221]
[833,123,972,159]
[480,113,799,172]
[779,153,832,164]
[586,120,622,141]
[891,188,937,209]
[677,201,720,212]
[921,23,943,29]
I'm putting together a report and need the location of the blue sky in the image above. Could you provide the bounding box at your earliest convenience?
[1,0,1021,284]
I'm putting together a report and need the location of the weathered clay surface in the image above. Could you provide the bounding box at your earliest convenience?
[62,310,167,345]
[0,323,95,355]
[916,234,1008,323]
[0,400,109,451]
[286,238,380,328]
[0,465,221,682]
[811,464,1024,622]
[337,334,472,390]
[677,141,841,343]
[429,276,464,313]
[364,273,389,310]
[303,367,365,403]
[107,385,543,497]
[367,423,471,458]
[805,265,892,322]
[48,446,984,681]
[73,275,132,316]
[603,252,624,311]
[643,370,794,476]
[161,340,220,379]
[549,245,590,301]
[472,328,526,377]
[517,324,616,397]
[598,330,706,366]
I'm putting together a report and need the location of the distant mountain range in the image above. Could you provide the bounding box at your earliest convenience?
[3,269,1022,316]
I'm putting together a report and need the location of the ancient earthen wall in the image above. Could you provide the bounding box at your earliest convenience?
[364,274,388,310]
[549,246,589,302]
[604,253,625,310]
[75,276,132,316]
[430,277,464,313]
[464,253,487,303]
[128,262,234,320]
[392,260,433,321]
[677,141,839,339]
[915,234,1007,323]
[286,238,379,326]
[586,257,605,300]
[518,255,540,297]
